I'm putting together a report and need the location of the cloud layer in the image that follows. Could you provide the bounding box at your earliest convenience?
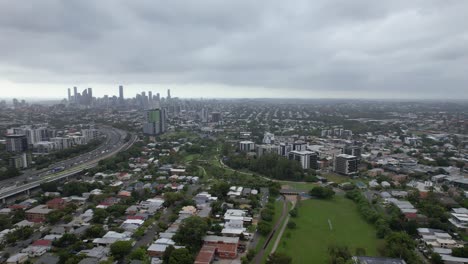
[0,0,467,98]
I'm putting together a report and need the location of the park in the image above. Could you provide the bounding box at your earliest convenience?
[277,195,382,263]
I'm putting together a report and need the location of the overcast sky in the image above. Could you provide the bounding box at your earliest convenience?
[0,0,467,99]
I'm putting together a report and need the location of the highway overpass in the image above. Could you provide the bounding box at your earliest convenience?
[0,129,137,203]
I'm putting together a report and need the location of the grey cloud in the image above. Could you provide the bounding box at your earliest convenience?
[0,0,467,98]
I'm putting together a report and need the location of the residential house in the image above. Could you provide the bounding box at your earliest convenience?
[26,205,53,223]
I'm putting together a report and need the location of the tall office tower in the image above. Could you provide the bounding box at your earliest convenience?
[88,88,93,98]
[67,88,71,102]
[82,89,88,105]
[119,85,124,104]
[148,91,152,101]
[156,93,160,101]
[201,108,208,123]
[334,154,359,175]
[143,108,167,135]
[141,92,149,109]
[167,89,171,99]
[6,134,28,152]
[73,87,78,103]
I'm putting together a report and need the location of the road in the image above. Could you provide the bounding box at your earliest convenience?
[0,126,126,190]
[0,127,137,202]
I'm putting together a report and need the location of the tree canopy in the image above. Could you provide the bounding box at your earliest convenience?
[110,240,133,260]
[310,186,335,199]
[173,216,209,253]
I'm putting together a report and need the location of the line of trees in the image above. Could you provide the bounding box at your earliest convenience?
[345,190,423,263]
[225,153,305,181]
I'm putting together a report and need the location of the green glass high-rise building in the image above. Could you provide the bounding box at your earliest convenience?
[143,108,167,135]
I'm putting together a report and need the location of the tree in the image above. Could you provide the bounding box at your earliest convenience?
[92,208,109,224]
[209,182,230,198]
[383,232,420,263]
[83,225,105,239]
[289,207,298,217]
[40,182,58,192]
[0,215,12,230]
[162,245,175,264]
[110,240,133,260]
[173,216,208,252]
[163,192,184,207]
[169,248,194,264]
[452,246,468,258]
[287,221,296,229]
[46,210,64,224]
[261,208,274,222]
[328,245,352,264]
[129,247,148,261]
[266,252,292,264]
[309,186,335,199]
[53,233,78,248]
[430,252,444,264]
[257,221,272,236]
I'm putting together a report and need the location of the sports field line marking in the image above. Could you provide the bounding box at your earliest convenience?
[328,219,333,231]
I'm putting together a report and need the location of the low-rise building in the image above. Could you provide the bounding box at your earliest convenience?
[26,205,53,223]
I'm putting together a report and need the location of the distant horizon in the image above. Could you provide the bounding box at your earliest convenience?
[1,95,468,102]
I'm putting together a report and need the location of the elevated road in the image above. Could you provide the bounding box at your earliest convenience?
[0,127,137,203]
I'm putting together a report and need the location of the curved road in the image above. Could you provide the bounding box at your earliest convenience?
[0,126,136,201]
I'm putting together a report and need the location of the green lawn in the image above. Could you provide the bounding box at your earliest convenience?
[278,197,381,263]
[322,173,354,184]
[184,154,200,162]
[279,181,318,190]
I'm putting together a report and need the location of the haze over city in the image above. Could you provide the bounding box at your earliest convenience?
[1,1,468,99]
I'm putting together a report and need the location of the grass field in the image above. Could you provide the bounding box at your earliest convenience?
[183,154,201,162]
[277,196,381,263]
[279,181,318,190]
[322,173,354,184]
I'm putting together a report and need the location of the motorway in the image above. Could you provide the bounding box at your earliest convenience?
[0,126,137,202]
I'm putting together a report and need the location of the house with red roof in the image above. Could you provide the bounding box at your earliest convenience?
[46,198,67,210]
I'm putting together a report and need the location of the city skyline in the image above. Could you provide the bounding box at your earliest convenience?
[1,1,468,99]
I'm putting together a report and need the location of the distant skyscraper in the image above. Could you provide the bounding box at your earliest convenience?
[119,85,124,104]
[167,89,171,99]
[156,93,160,101]
[201,108,208,123]
[73,86,78,103]
[88,88,93,98]
[143,108,167,135]
[67,88,71,102]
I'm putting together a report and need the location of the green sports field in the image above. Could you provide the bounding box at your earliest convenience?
[277,196,381,263]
